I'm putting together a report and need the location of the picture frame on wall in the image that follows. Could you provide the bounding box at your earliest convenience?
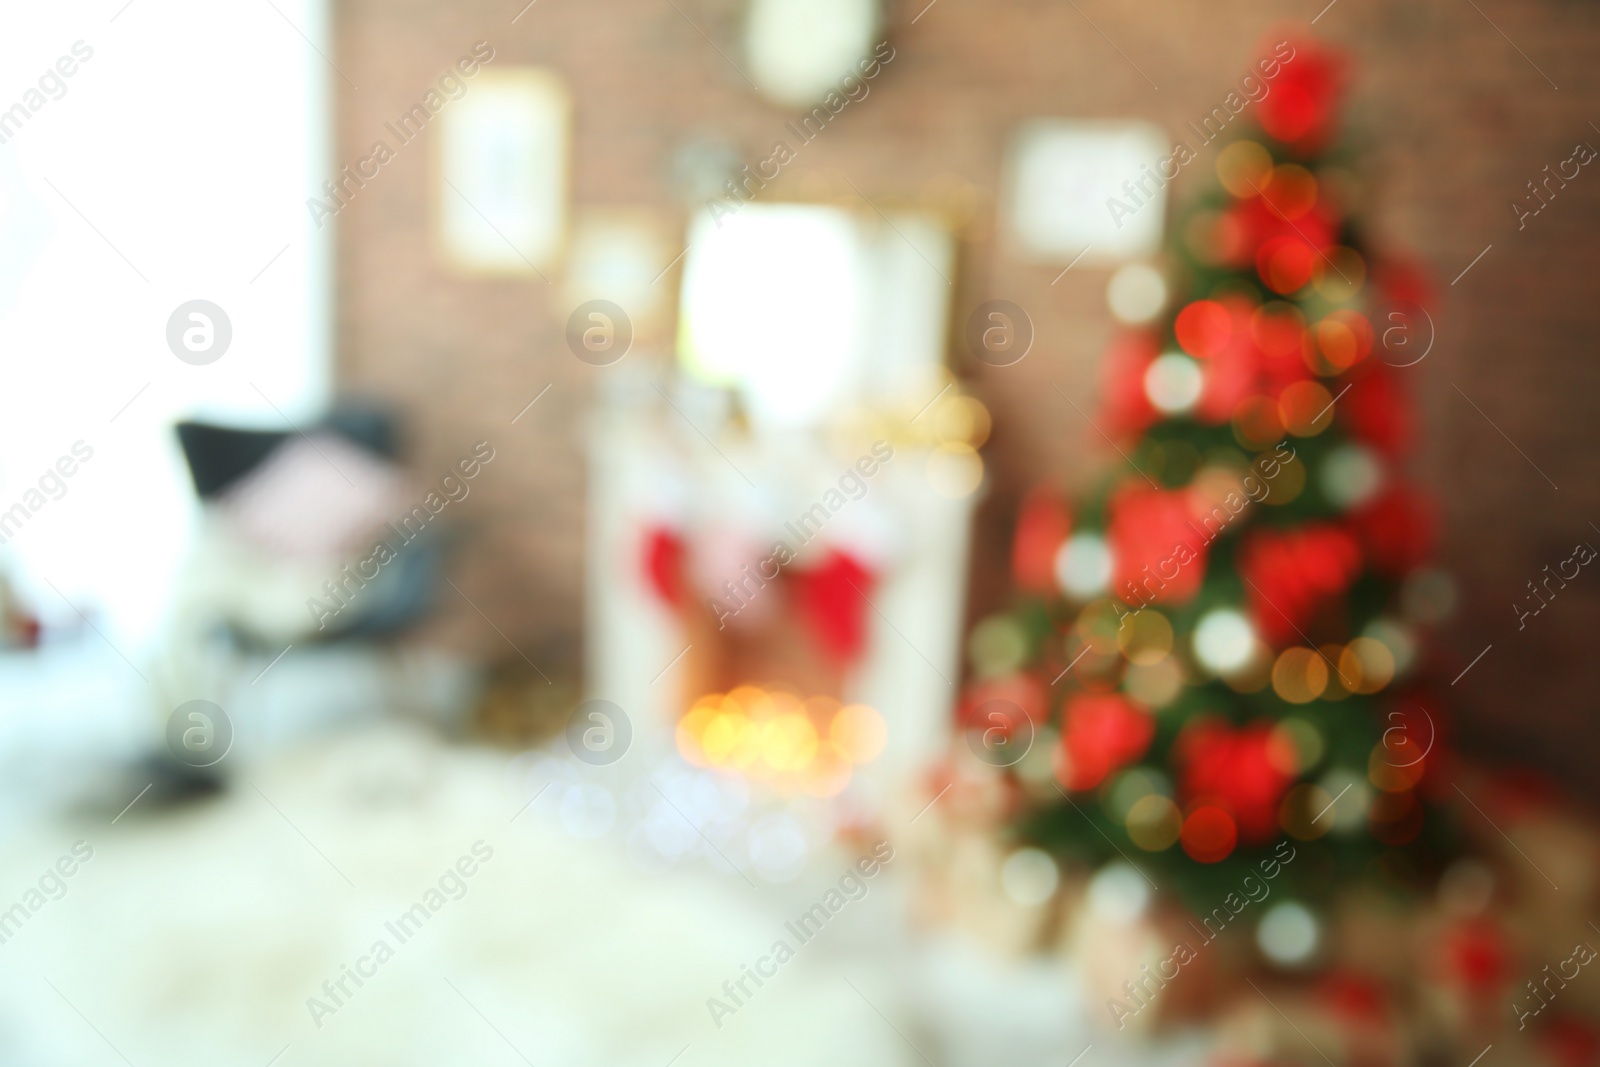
[436,67,570,275]
[1002,119,1169,266]
[562,210,679,350]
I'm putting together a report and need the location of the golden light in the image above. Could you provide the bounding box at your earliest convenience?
[1312,248,1367,303]
[1076,598,1129,656]
[1220,648,1273,694]
[1124,658,1184,709]
[677,687,888,793]
[1319,644,1354,701]
[763,713,819,772]
[1117,609,1173,665]
[1341,637,1396,694]
[1310,309,1373,373]
[800,750,854,798]
[1279,380,1335,437]
[830,703,888,763]
[1271,647,1329,704]
[728,684,776,719]
[676,702,717,766]
[1216,140,1272,198]
[926,442,984,497]
[933,395,993,448]
[699,709,743,765]
[1127,794,1182,851]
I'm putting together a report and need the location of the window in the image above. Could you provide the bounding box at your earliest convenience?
[0,0,331,648]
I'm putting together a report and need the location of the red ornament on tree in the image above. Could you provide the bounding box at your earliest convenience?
[1352,485,1436,578]
[1107,485,1208,605]
[1339,362,1415,457]
[1178,720,1295,843]
[1174,299,1234,359]
[1256,36,1345,154]
[1100,331,1162,439]
[1011,488,1071,595]
[1057,693,1155,791]
[1238,523,1364,646]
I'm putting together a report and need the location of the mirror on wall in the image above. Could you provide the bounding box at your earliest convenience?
[675,202,954,429]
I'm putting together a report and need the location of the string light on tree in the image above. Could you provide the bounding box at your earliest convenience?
[1055,532,1113,598]
[1193,608,1257,674]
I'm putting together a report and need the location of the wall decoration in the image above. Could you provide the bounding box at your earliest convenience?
[1002,119,1168,265]
[675,202,953,429]
[436,68,569,274]
[563,210,678,349]
[744,0,882,109]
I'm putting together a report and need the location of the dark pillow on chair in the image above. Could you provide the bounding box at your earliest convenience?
[174,423,289,500]
[175,404,402,500]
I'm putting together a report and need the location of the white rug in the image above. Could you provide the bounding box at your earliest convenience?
[0,725,912,1067]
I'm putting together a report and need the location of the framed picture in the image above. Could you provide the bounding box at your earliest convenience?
[744,0,882,108]
[436,68,569,274]
[1002,119,1169,265]
[562,210,678,349]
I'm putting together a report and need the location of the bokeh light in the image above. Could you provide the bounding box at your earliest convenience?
[926,442,985,497]
[1124,658,1184,708]
[1251,301,1307,358]
[1055,532,1113,598]
[1216,140,1273,197]
[1193,608,1257,674]
[1279,380,1335,436]
[1144,353,1204,413]
[1181,805,1238,863]
[1271,647,1329,704]
[1107,263,1168,324]
[1257,901,1320,967]
[1340,637,1396,694]
[677,688,887,793]
[1257,236,1317,294]
[1127,794,1183,851]
[968,614,1031,677]
[1312,246,1366,302]
[1175,300,1234,359]
[830,703,888,763]
[1309,309,1373,373]
[1117,609,1174,665]
[1321,444,1383,508]
[933,395,992,448]
[1000,847,1060,906]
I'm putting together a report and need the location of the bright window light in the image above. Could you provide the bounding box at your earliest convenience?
[0,0,331,648]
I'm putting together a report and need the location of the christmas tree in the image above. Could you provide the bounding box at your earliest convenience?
[960,34,1455,911]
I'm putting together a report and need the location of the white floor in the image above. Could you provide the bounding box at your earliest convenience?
[0,727,926,1066]
[0,642,1212,1067]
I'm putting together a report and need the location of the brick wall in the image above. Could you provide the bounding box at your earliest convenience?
[333,0,1600,794]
